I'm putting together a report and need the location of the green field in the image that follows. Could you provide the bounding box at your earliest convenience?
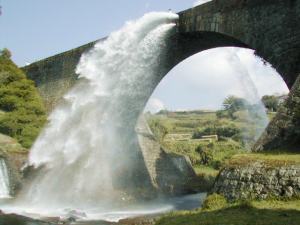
[156,200,300,225]
[146,110,300,225]
[146,110,257,175]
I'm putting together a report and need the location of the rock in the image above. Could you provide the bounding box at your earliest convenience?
[0,133,28,196]
[62,209,87,221]
[284,186,294,197]
[136,116,197,195]
[212,163,300,201]
[0,134,27,154]
[254,75,300,151]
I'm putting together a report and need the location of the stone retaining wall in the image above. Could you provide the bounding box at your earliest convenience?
[213,162,300,201]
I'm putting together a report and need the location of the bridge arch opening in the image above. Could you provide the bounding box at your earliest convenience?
[165,29,298,90]
[144,47,289,159]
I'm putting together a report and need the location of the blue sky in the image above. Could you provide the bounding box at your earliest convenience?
[0,0,289,111]
[0,0,197,65]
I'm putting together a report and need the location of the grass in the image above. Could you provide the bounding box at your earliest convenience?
[227,152,300,167]
[155,198,300,225]
[193,165,219,177]
[155,204,300,225]
[190,165,219,192]
[162,139,243,171]
[252,199,300,211]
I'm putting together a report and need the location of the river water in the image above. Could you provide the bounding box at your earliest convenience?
[0,192,206,223]
[0,159,10,199]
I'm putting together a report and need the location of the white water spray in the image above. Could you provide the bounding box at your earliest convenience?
[14,12,178,212]
[0,159,10,198]
[227,49,269,148]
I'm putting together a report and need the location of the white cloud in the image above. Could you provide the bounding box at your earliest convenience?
[193,0,212,7]
[145,98,165,113]
[146,47,289,111]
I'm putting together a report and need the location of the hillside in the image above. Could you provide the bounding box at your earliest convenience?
[146,109,274,191]
[0,49,46,149]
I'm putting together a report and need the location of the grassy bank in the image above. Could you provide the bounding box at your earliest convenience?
[156,200,300,225]
[154,149,300,225]
[227,152,300,167]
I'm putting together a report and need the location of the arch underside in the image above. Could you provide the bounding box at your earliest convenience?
[147,30,300,152]
[164,31,250,72]
[161,30,300,151]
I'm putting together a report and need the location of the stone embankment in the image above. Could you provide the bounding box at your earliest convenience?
[137,116,197,195]
[213,161,300,201]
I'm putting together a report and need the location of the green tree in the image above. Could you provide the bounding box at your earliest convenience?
[261,95,279,112]
[0,48,12,59]
[216,109,229,119]
[0,49,46,148]
[223,95,249,118]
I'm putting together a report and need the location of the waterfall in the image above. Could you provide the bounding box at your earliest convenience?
[14,12,178,212]
[227,49,269,148]
[0,158,10,198]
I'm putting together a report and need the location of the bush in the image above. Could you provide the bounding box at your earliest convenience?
[202,193,228,211]
[0,49,46,148]
[195,145,213,165]
[193,125,241,139]
[216,110,229,118]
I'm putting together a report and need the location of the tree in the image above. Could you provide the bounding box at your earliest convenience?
[261,95,279,112]
[0,49,46,148]
[216,110,229,119]
[0,48,12,59]
[222,95,249,118]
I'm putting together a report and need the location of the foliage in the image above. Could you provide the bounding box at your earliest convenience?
[223,95,249,110]
[261,95,279,112]
[216,109,228,118]
[156,109,169,115]
[195,145,213,165]
[202,194,228,211]
[192,124,240,139]
[0,49,46,148]
[147,117,170,142]
[0,49,12,59]
[163,139,242,169]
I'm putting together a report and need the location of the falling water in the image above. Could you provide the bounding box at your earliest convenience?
[0,158,10,198]
[12,12,178,215]
[228,49,269,148]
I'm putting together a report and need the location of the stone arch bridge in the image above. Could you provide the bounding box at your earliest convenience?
[23,0,300,152]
